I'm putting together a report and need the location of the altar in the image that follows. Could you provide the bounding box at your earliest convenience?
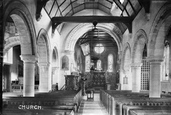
[84,71,117,90]
[65,75,79,90]
[85,71,106,90]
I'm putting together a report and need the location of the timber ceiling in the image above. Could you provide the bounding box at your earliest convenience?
[39,0,150,47]
[44,0,142,17]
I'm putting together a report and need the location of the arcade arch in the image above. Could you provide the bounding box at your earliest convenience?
[37,29,51,92]
[148,3,171,97]
[121,43,132,90]
[3,0,36,96]
[132,29,148,92]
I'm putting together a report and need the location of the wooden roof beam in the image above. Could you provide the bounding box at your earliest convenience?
[51,16,133,33]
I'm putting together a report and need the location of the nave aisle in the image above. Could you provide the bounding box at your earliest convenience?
[76,93,108,115]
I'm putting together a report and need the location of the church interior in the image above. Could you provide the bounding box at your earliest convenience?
[1,0,171,115]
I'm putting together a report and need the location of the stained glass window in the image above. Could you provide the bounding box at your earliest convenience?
[62,55,69,70]
[94,44,104,54]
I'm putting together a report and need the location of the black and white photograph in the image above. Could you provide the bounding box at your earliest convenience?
[1,0,171,115]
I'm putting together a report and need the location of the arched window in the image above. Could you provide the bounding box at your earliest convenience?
[62,55,69,70]
[108,54,113,72]
[97,60,102,71]
[85,55,90,72]
[94,43,104,54]
[163,40,170,80]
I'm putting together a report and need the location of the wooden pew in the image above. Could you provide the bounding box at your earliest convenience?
[100,90,171,115]
[3,90,82,115]
[3,108,74,115]
[123,105,171,115]
[130,109,171,115]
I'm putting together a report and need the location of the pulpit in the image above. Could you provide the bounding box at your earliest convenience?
[65,75,79,90]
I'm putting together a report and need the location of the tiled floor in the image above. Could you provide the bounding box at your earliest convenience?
[76,93,109,115]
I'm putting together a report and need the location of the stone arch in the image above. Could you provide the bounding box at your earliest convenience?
[37,29,51,92]
[121,42,132,90]
[149,3,171,58]
[3,0,36,56]
[3,35,20,54]
[37,29,51,63]
[3,0,37,96]
[148,3,171,97]
[122,43,131,73]
[132,29,148,63]
[52,47,59,85]
[64,23,122,54]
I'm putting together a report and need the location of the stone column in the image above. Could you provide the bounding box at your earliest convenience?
[38,62,51,92]
[20,55,36,97]
[149,56,163,98]
[131,63,142,92]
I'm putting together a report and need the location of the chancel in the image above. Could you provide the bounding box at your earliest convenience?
[1,0,171,115]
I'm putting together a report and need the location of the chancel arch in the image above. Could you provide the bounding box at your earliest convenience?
[64,23,122,54]
[3,0,37,97]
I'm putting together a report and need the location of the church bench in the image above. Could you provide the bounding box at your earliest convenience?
[3,97,80,111]
[100,90,171,115]
[123,105,171,115]
[3,108,74,115]
[3,90,82,113]
[129,109,171,115]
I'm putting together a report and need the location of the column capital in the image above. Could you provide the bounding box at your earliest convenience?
[38,62,50,66]
[63,50,74,55]
[147,56,164,63]
[131,62,142,67]
[20,55,37,63]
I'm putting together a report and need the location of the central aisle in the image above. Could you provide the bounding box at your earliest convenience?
[76,93,109,115]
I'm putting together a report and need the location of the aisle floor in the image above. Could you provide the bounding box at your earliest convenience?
[76,93,109,115]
